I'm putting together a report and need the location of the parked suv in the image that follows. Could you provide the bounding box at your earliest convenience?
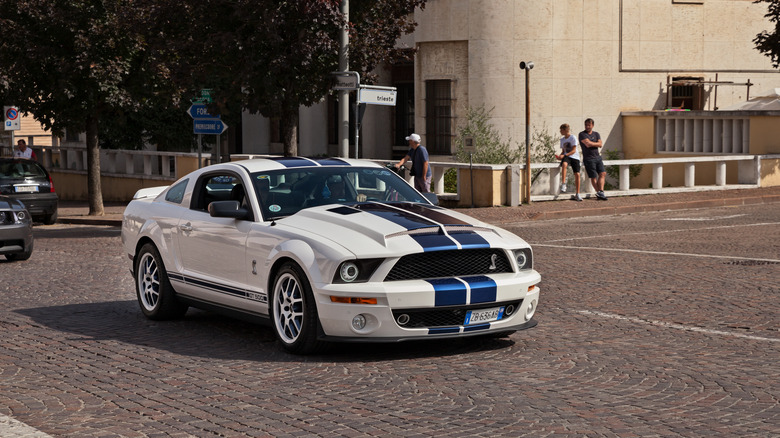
[0,158,58,224]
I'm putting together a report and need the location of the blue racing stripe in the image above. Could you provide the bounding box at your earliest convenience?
[269,157,316,168]
[463,323,491,332]
[427,278,467,306]
[450,232,490,249]
[357,203,436,230]
[428,327,461,334]
[316,158,350,166]
[462,275,497,304]
[412,234,458,252]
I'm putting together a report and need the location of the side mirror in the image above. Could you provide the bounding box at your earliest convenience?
[208,200,250,220]
[422,192,439,206]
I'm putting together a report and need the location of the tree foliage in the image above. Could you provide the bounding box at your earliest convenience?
[754,0,780,68]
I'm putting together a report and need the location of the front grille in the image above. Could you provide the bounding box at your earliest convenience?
[385,248,512,281]
[392,300,522,328]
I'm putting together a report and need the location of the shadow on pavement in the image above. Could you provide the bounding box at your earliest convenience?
[15,301,517,362]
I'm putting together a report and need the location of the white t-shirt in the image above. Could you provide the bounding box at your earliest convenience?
[560,135,580,160]
[14,147,33,159]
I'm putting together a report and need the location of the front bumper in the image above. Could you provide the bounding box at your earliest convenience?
[313,271,541,341]
[0,222,33,255]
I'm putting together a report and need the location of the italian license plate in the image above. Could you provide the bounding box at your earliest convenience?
[464,306,505,325]
[15,185,39,193]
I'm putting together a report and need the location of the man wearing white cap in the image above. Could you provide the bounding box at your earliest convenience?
[395,133,431,192]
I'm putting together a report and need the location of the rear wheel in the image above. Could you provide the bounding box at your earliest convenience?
[135,243,188,320]
[271,262,327,354]
[43,210,58,225]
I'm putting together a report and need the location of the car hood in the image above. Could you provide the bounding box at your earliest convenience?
[275,202,527,256]
[0,195,26,211]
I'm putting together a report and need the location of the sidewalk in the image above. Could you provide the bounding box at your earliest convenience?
[57,186,780,227]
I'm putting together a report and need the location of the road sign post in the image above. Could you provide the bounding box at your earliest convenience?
[187,101,227,165]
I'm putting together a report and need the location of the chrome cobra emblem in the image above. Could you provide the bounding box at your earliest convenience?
[488,253,497,270]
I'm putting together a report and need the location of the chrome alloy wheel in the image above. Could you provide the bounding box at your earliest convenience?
[273,272,304,344]
[137,252,161,312]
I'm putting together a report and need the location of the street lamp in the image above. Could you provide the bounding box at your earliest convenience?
[519,61,534,204]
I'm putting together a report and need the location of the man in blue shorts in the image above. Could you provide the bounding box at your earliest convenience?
[578,118,607,200]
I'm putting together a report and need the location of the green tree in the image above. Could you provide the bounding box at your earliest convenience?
[754,0,780,68]
[0,0,169,215]
[135,0,426,156]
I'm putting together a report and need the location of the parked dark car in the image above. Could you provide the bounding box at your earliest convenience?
[0,158,58,224]
[0,194,33,261]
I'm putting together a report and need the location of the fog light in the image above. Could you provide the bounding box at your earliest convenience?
[505,304,515,316]
[352,314,367,330]
[525,299,537,321]
[396,314,410,326]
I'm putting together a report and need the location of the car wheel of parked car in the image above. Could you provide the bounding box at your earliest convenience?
[43,210,58,225]
[135,243,188,320]
[271,262,327,354]
[5,242,33,261]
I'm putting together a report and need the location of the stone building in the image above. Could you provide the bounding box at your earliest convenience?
[241,0,780,161]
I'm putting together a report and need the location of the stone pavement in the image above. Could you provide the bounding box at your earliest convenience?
[57,186,780,226]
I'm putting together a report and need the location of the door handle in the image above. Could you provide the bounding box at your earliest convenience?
[179,222,193,232]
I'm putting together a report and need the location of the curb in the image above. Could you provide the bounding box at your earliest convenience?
[530,193,780,221]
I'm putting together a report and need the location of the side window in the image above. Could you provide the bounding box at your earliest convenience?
[164,179,188,204]
[193,173,242,211]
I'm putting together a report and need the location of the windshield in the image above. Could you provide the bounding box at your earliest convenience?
[249,166,428,220]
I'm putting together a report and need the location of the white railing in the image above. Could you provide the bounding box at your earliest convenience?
[43,146,201,181]
[37,146,780,206]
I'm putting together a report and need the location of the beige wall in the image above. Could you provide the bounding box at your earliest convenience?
[414,0,780,155]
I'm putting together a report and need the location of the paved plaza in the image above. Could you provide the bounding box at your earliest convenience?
[0,201,778,437]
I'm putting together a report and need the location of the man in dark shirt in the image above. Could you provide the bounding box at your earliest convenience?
[578,118,607,200]
[395,133,432,193]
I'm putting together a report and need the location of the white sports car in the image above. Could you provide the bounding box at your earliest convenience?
[121,157,541,354]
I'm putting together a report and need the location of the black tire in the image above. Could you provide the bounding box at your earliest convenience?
[134,243,188,320]
[43,210,58,225]
[270,262,328,354]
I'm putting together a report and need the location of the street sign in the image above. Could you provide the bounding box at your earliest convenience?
[194,118,228,135]
[331,71,360,90]
[190,88,213,104]
[358,86,397,106]
[4,106,20,131]
[187,104,219,119]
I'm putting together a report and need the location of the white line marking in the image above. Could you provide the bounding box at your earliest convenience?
[542,221,779,243]
[534,243,780,263]
[0,414,53,437]
[663,214,746,221]
[576,310,780,343]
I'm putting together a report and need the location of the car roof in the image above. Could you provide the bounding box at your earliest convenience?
[222,157,384,173]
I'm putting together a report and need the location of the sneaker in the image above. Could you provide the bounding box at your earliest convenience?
[560,183,567,193]
[596,191,608,200]
[573,194,582,202]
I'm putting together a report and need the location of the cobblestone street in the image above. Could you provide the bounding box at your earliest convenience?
[1,203,778,437]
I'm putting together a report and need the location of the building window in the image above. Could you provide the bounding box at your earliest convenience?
[670,77,705,110]
[425,80,453,155]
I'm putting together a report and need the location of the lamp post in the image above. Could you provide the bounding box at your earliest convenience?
[519,61,534,204]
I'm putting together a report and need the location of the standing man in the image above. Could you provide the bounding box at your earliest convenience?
[13,139,36,160]
[578,118,607,200]
[395,133,432,193]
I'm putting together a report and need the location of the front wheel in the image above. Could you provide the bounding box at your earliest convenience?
[271,262,327,354]
[135,243,188,320]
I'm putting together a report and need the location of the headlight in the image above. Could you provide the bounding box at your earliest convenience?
[14,211,31,224]
[340,262,359,282]
[513,248,533,270]
[333,259,384,284]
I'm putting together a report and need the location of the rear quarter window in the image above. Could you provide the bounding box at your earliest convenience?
[165,179,188,204]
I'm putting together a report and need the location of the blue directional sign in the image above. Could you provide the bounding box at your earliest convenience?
[193,118,228,135]
[187,104,219,119]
